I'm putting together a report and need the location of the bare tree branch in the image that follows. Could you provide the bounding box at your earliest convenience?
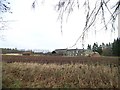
[54,0,119,48]
[0,0,11,13]
[31,0,120,48]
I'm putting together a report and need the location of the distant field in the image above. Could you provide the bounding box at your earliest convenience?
[2,55,120,88]
[2,55,119,65]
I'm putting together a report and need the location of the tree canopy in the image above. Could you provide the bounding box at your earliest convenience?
[87,38,120,56]
[112,38,120,56]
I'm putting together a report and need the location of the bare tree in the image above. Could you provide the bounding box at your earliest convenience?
[0,0,12,29]
[0,0,11,13]
[0,0,12,40]
[32,0,119,48]
[54,0,120,48]
[1,0,119,47]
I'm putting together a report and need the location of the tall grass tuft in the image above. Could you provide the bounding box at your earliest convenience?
[2,62,119,88]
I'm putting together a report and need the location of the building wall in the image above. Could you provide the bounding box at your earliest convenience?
[54,49,84,56]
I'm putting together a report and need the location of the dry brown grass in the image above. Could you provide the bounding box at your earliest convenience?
[2,62,119,88]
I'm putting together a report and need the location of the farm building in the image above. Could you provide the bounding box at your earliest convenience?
[83,50,93,56]
[52,49,84,56]
[52,49,67,56]
[22,51,33,56]
[83,50,101,57]
[89,52,101,57]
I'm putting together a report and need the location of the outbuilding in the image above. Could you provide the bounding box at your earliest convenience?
[22,51,32,56]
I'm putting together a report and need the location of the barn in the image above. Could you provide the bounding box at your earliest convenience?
[22,51,32,56]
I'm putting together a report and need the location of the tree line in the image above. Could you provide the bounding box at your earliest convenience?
[1,48,51,55]
[87,38,120,56]
[1,48,25,54]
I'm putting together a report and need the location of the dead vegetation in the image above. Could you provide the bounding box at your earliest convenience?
[2,57,119,88]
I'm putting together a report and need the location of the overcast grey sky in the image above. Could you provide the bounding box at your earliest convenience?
[0,0,118,51]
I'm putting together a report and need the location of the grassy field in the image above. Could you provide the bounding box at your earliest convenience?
[2,55,119,88]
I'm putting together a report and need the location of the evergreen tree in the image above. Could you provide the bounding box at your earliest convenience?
[87,44,91,50]
[112,38,120,56]
[92,43,98,52]
[97,45,103,55]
